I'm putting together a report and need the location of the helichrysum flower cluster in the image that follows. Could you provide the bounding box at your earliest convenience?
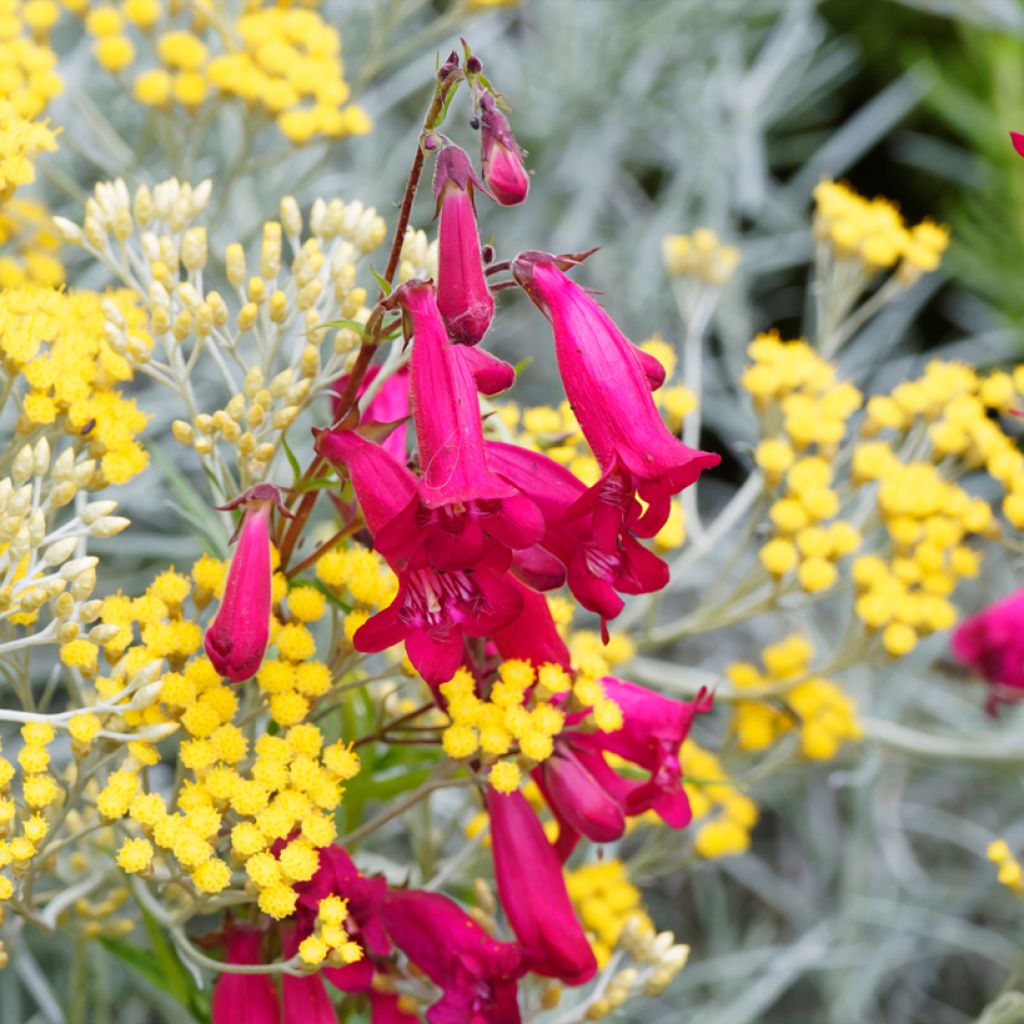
[728,634,863,759]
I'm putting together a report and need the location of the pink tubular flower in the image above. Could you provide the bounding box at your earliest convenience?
[331,365,410,465]
[952,587,1024,711]
[479,93,530,206]
[316,426,526,685]
[538,679,713,859]
[205,493,273,682]
[492,579,572,670]
[485,789,597,986]
[380,888,523,1024]
[487,441,669,622]
[434,145,494,345]
[399,280,544,569]
[211,929,281,1024]
[512,254,720,536]
[1012,131,1024,159]
[370,992,420,1023]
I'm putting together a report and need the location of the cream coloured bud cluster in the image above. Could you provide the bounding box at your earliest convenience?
[54,178,388,495]
[662,228,740,287]
[0,438,129,649]
[579,919,690,1021]
[396,226,439,284]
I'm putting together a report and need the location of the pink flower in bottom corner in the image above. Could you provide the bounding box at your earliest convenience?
[211,929,280,1024]
[537,678,713,859]
[380,888,523,1024]
[952,587,1024,710]
[204,494,273,682]
[485,788,597,987]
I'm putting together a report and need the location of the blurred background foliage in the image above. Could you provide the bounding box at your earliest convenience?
[10,1,1024,1022]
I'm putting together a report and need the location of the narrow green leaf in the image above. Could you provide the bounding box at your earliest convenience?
[369,266,392,295]
[280,430,301,485]
[309,318,367,338]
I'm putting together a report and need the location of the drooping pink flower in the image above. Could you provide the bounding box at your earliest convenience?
[952,587,1024,711]
[434,145,494,345]
[492,578,572,670]
[205,493,273,682]
[380,888,523,1024]
[512,255,720,536]
[1011,131,1024,159]
[370,992,420,1023]
[331,364,411,465]
[537,679,713,859]
[211,929,281,1024]
[399,280,544,569]
[485,788,597,986]
[479,93,530,206]
[487,442,669,622]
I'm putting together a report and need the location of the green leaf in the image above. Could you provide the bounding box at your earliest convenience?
[150,443,227,557]
[513,356,532,376]
[295,476,339,493]
[299,577,353,612]
[280,430,301,485]
[369,266,392,296]
[310,318,368,338]
[436,79,462,127]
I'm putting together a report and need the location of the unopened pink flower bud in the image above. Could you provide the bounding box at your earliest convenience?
[434,144,495,345]
[204,494,273,682]
[480,93,530,207]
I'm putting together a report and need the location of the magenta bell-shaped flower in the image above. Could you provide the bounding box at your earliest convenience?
[204,492,274,682]
[480,93,530,206]
[434,144,495,345]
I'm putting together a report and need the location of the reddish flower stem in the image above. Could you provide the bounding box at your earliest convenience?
[276,65,462,570]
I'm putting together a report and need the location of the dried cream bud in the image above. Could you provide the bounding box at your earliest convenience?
[57,622,80,644]
[52,216,84,245]
[52,449,75,482]
[28,508,45,545]
[247,277,266,305]
[237,432,256,455]
[300,346,320,378]
[12,444,34,485]
[270,369,293,398]
[133,184,153,225]
[253,443,275,461]
[80,599,103,623]
[172,309,193,342]
[61,556,99,580]
[333,328,360,355]
[252,388,271,409]
[245,405,265,428]
[260,222,282,278]
[221,420,241,443]
[182,226,208,271]
[280,196,302,237]
[194,436,214,455]
[342,287,367,319]
[194,303,213,336]
[269,290,287,323]
[243,367,264,398]
[273,406,299,430]
[226,243,247,288]
[150,307,171,336]
[309,197,327,236]
[54,592,75,619]
[150,260,173,289]
[226,393,246,419]
[237,303,258,331]
[206,290,229,326]
[43,537,78,567]
[33,439,50,477]
[297,279,323,311]
[194,414,215,435]
[73,461,97,487]
[172,420,194,445]
[50,482,77,508]
[90,516,131,538]
[177,282,200,310]
[88,624,122,645]
[286,380,312,405]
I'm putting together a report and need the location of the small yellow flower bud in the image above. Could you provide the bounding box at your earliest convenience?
[226,243,246,288]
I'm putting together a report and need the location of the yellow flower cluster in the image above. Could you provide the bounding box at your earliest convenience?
[496,335,696,552]
[0,286,151,484]
[96,563,362,919]
[987,839,1024,896]
[0,99,57,203]
[813,180,949,279]
[662,228,740,286]
[441,662,576,794]
[316,542,398,639]
[681,740,758,859]
[728,634,862,760]
[0,0,63,118]
[0,724,61,899]
[79,2,370,143]
[565,859,654,968]
[746,334,863,593]
[0,198,63,286]
[297,894,363,967]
